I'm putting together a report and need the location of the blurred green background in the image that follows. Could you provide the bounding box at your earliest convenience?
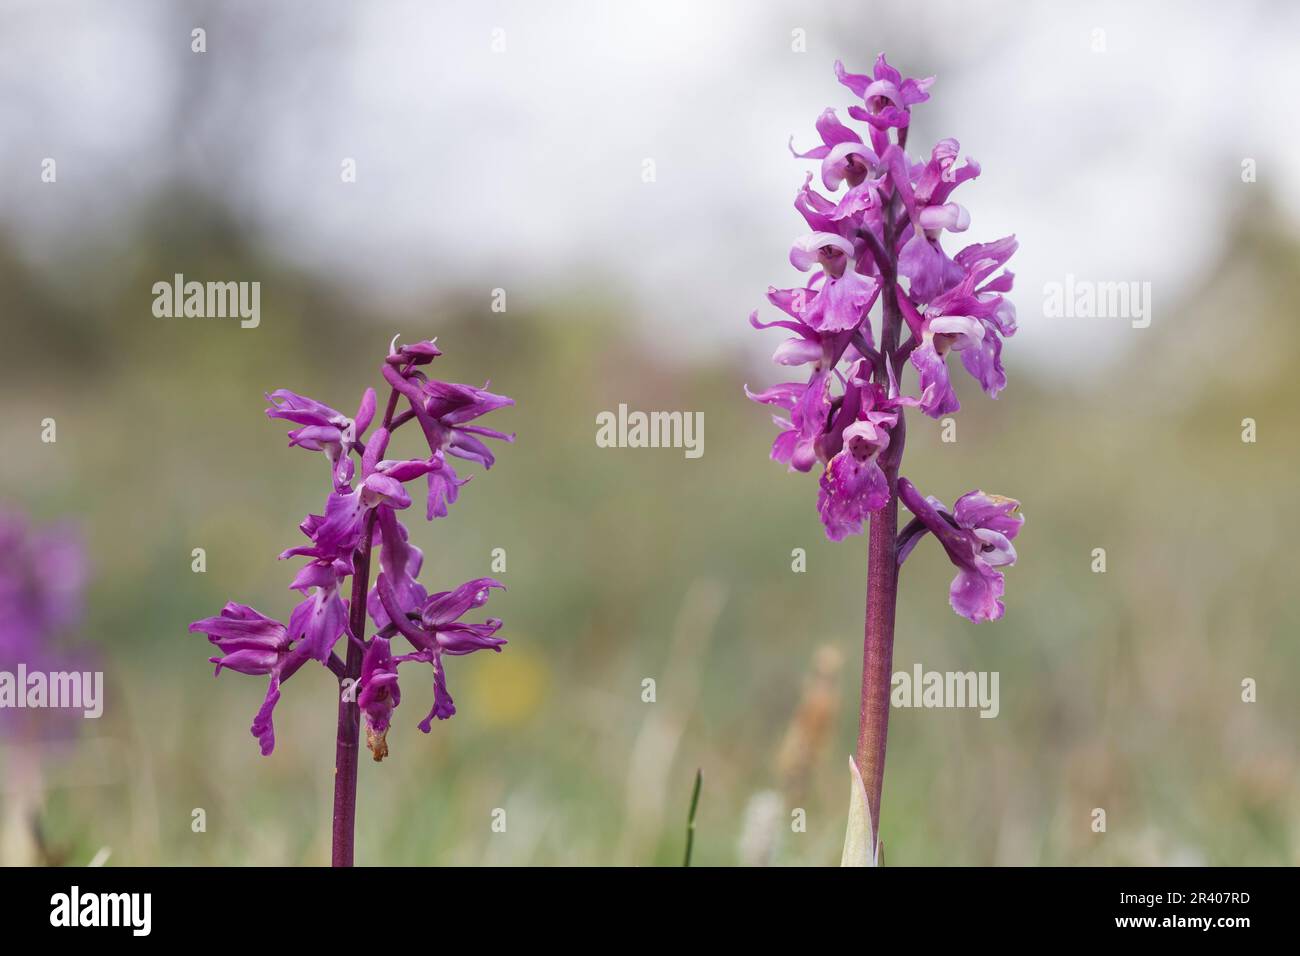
[2,198,1297,866]
[1,0,1298,866]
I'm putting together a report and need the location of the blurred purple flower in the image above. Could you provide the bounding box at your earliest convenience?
[0,511,86,665]
[0,510,90,745]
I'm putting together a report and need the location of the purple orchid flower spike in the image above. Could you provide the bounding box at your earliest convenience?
[745,56,1024,864]
[0,511,86,666]
[0,511,92,753]
[190,337,513,866]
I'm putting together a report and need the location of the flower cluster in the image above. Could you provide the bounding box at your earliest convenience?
[747,56,1024,621]
[190,338,513,757]
[0,510,85,666]
[0,509,88,738]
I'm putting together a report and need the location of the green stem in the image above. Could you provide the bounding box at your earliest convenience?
[683,768,702,867]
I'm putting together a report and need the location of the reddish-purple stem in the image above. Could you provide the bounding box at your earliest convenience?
[858,462,899,841]
[331,384,403,867]
[855,182,906,843]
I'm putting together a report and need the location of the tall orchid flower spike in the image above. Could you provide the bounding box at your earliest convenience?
[745,56,1025,863]
[189,338,514,866]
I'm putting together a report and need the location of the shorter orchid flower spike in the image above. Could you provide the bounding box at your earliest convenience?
[192,336,514,762]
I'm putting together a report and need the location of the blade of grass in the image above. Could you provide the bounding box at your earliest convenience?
[683,768,702,867]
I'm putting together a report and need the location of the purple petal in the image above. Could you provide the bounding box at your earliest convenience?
[418,658,456,731]
[910,339,960,418]
[446,431,497,469]
[354,387,378,436]
[361,473,411,510]
[250,675,281,756]
[288,586,346,663]
[420,577,505,628]
[426,455,468,519]
[952,491,1024,541]
[958,324,1007,397]
[806,270,879,333]
[437,619,507,655]
[949,563,1006,623]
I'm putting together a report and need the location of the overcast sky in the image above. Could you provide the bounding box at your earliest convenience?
[3,0,1298,378]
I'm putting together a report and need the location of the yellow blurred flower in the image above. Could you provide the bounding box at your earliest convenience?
[464,639,547,726]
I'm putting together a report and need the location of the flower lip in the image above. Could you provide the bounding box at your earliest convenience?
[973,527,1017,566]
[862,78,902,112]
[790,233,855,274]
[772,337,824,367]
[842,419,888,463]
[822,142,877,190]
[927,315,984,354]
[917,202,970,235]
